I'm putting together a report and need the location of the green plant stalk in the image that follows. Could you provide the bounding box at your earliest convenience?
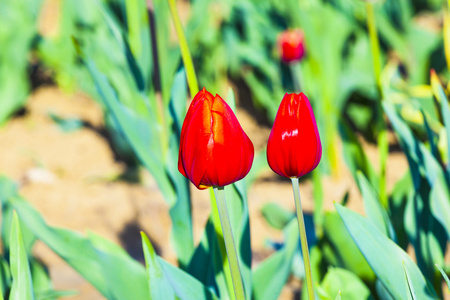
[291,178,314,300]
[377,125,388,207]
[312,169,324,238]
[290,63,302,92]
[213,186,245,300]
[167,0,199,96]
[366,2,381,88]
[209,188,236,300]
[366,1,388,207]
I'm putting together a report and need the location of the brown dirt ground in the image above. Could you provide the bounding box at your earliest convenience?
[0,86,425,299]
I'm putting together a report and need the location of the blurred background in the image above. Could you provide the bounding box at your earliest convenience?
[0,0,449,298]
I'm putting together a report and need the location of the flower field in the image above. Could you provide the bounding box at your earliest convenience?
[1,0,450,299]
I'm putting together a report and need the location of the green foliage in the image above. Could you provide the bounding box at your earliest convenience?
[260,202,294,230]
[2,0,450,298]
[9,212,34,300]
[252,220,299,300]
[0,0,42,125]
[317,267,370,300]
[435,264,450,292]
[336,204,438,300]
[141,232,218,300]
[321,211,375,283]
[356,172,396,240]
[71,0,195,268]
[1,177,149,299]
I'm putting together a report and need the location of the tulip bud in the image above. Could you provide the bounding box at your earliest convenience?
[267,93,321,178]
[178,88,254,189]
[278,29,305,63]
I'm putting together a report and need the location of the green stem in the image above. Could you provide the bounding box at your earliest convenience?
[290,63,302,92]
[291,178,314,300]
[209,188,235,300]
[213,186,245,300]
[167,0,199,96]
[366,1,388,207]
[377,124,388,208]
[366,2,381,89]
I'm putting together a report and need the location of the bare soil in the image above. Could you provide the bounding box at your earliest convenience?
[0,86,411,299]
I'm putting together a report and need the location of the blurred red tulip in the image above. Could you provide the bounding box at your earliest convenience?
[267,93,321,178]
[278,29,305,63]
[178,88,254,189]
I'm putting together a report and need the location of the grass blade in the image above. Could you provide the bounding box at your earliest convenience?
[403,260,417,300]
[435,263,450,291]
[9,211,34,300]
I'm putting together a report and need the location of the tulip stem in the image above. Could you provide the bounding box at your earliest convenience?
[209,188,235,299]
[291,178,314,300]
[213,186,245,300]
[290,63,302,92]
[167,0,199,96]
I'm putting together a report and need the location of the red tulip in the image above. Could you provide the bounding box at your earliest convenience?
[267,93,321,178]
[278,29,305,63]
[178,88,254,189]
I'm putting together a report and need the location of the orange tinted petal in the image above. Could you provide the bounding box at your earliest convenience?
[178,89,254,189]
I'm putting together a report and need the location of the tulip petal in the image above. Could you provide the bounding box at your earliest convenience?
[267,93,321,178]
[178,89,254,189]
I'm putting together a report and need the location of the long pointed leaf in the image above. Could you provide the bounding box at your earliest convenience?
[356,171,396,240]
[403,261,417,300]
[141,232,218,300]
[141,232,176,299]
[9,211,34,300]
[252,220,298,300]
[1,178,149,300]
[335,204,437,299]
[435,264,450,291]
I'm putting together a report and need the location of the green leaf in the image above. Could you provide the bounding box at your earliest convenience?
[187,219,229,298]
[403,261,417,300]
[356,171,395,240]
[35,290,77,300]
[141,232,176,299]
[1,178,36,255]
[48,113,83,132]
[335,204,438,299]
[322,212,375,282]
[252,220,298,300]
[85,59,172,200]
[225,87,237,112]
[9,211,34,300]
[30,259,53,299]
[1,178,150,300]
[86,59,194,267]
[0,258,11,299]
[339,121,378,190]
[389,172,413,250]
[245,149,269,188]
[437,78,450,177]
[319,267,370,300]
[168,68,188,134]
[435,264,450,291]
[261,202,294,230]
[384,102,450,241]
[141,232,219,300]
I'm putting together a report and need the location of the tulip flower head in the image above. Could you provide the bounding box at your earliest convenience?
[278,29,305,63]
[267,93,321,178]
[178,88,254,189]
